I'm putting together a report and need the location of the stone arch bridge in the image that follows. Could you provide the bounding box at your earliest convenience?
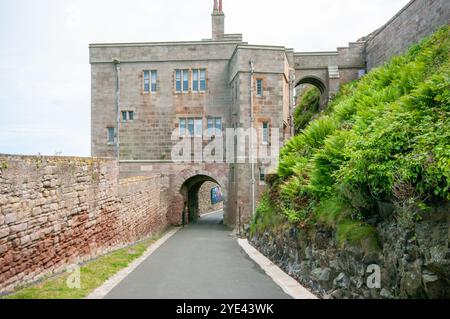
[293,42,366,108]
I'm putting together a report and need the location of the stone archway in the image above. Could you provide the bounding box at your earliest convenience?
[180,175,222,223]
[295,76,329,109]
[169,167,229,226]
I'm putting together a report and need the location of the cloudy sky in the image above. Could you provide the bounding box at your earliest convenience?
[0,0,410,157]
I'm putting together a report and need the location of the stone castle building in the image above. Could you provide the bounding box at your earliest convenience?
[90,0,449,227]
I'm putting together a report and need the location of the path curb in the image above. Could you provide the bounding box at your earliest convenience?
[86,228,181,299]
[238,238,319,299]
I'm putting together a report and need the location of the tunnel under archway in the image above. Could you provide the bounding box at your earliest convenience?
[295,76,329,110]
[180,175,223,224]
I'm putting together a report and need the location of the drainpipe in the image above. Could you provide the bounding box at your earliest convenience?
[113,58,121,159]
[289,71,295,137]
[249,60,256,219]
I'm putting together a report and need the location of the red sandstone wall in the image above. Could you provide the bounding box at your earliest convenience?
[0,155,168,293]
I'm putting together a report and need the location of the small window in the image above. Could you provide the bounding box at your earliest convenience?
[107,127,115,144]
[175,70,182,92]
[256,79,263,97]
[122,111,135,122]
[260,169,266,182]
[151,71,157,92]
[188,118,195,136]
[194,118,203,137]
[200,69,206,91]
[207,117,222,136]
[143,71,150,92]
[183,69,189,92]
[192,69,199,91]
[262,122,269,144]
[179,118,186,136]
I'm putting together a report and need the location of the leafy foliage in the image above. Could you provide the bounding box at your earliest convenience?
[294,87,321,132]
[252,26,450,249]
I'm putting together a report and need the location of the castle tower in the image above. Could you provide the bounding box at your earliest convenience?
[212,0,225,40]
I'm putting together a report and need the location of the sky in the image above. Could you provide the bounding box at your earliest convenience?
[0,0,410,157]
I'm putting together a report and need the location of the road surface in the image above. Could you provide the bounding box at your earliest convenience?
[105,211,291,299]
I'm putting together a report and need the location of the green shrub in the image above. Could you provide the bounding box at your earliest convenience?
[254,25,450,249]
[294,87,321,131]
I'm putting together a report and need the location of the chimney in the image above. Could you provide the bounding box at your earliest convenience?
[212,0,225,40]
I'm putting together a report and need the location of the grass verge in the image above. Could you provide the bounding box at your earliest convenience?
[2,230,168,299]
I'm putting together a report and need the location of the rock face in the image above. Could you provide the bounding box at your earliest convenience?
[249,203,449,299]
[0,155,169,293]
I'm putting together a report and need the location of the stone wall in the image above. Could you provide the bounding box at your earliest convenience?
[0,155,169,293]
[249,203,450,299]
[198,182,223,215]
[365,0,450,70]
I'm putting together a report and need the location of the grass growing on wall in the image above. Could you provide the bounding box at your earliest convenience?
[251,26,450,250]
[2,232,165,299]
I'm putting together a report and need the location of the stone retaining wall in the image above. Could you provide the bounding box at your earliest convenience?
[0,155,169,293]
[249,203,449,299]
[365,0,450,70]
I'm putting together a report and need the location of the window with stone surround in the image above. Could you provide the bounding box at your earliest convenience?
[207,117,222,136]
[256,79,263,97]
[192,69,207,92]
[179,117,203,137]
[107,127,115,144]
[121,111,135,122]
[175,69,189,93]
[262,121,269,144]
[143,70,157,93]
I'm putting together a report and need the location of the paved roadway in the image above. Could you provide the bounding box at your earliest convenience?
[105,211,291,299]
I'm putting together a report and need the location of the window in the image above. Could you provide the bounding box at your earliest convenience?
[188,118,194,136]
[260,169,266,182]
[179,118,186,136]
[143,71,150,92]
[256,79,263,97]
[192,69,206,92]
[192,69,199,91]
[183,70,189,92]
[143,70,157,93]
[207,117,222,136]
[107,127,115,144]
[151,71,157,92]
[262,122,269,144]
[200,69,206,91]
[175,70,182,92]
[194,118,203,137]
[122,111,135,122]
[180,117,203,137]
[175,69,189,92]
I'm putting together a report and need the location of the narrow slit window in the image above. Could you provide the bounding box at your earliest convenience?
[122,111,127,122]
[200,69,206,91]
[128,111,134,121]
[207,118,214,136]
[256,79,263,97]
[151,71,157,92]
[262,122,269,144]
[175,70,182,92]
[179,118,186,136]
[194,118,203,137]
[192,69,199,92]
[188,118,195,136]
[143,71,150,92]
[107,127,115,144]
[183,69,189,92]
